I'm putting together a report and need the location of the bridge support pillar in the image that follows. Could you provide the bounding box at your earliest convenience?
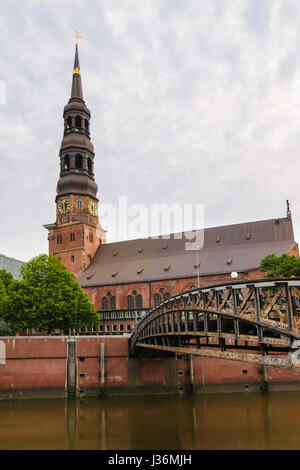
[260,344,268,392]
[189,355,195,393]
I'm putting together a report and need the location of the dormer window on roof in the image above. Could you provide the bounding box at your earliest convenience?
[138,248,143,254]
[216,236,221,243]
[245,233,251,240]
[226,258,233,265]
[112,272,118,278]
[163,243,168,250]
[137,268,144,274]
[113,251,118,257]
[164,265,171,272]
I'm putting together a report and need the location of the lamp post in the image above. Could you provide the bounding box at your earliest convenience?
[196,246,200,288]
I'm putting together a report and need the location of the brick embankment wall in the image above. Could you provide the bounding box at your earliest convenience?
[1,336,300,399]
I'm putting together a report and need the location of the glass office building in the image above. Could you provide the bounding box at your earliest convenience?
[0,254,25,280]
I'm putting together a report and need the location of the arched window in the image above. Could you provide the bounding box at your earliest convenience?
[154,293,161,306]
[64,155,70,170]
[75,115,82,129]
[127,295,134,309]
[66,116,72,129]
[76,199,83,210]
[75,154,83,169]
[102,297,109,310]
[110,296,116,310]
[164,292,170,301]
[85,119,89,133]
[136,294,143,309]
[87,157,92,172]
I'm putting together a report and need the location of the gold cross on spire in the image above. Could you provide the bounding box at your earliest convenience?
[75,30,83,46]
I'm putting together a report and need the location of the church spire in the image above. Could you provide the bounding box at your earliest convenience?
[70,44,83,101]
[55,41,98,202]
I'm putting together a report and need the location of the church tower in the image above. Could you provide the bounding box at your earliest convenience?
[44,42,106,277]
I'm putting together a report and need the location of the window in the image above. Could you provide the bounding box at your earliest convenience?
[87,157,92,172]
[70,232,76,241]
[75,115,82,129]
[127,295,134,309]
[76,199,83,210]
[66,116,72,129]
[102,297,109,310]
[85,119,89,133]
[71,256,75,263]
[164,293,171,301]
[112,325,117,333]
[75,154,83,169]
[89,233,94,243]
[105,325,110,333]
[136,294,143,309]
[119,324,124,332]
[79,357,85,362]
[154,293,161,306]
[126,324,131,332]
[57,235,62,244]
[64,155,70,170]
[110,296,116,310]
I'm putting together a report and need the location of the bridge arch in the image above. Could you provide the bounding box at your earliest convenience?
[130,278,300,371]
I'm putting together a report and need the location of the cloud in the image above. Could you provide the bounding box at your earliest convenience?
[0,0,300,261]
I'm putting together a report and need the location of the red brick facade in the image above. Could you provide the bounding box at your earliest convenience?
[1,336,300,399]
[48,194,104,277]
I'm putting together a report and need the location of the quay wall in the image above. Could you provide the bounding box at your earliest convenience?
[1,336,300,399]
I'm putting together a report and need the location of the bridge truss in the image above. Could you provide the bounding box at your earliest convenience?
[130,279,300,371]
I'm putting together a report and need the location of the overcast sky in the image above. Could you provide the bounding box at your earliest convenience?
[1,0,300,262]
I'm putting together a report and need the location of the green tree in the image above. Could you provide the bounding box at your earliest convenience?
[0,270,14,292]
[259,253,300,278]
[0,278,12,335]
[3,255,99,333]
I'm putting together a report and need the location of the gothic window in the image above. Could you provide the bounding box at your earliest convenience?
[75,115,82,129]
[110,296,116,310]
[76,199,83,210]
[64,155,70,170]
[136,294,143,309]
[127,295,134,309]
[66,116,72,129]
[85,119,89,133]
[102,297,109,310]
[87,157,92,172]
[71,256,75,263]
[164,293,171,301]
[89,232,94,243]
[75,154,83,169]
[154,293,162,306]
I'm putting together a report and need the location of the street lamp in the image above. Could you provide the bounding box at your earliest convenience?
[196,246,200,288]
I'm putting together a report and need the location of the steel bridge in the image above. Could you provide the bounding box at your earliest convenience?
[130,279,300,371]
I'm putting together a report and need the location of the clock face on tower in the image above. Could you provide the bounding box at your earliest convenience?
[58,198,71,214]
[88,201,98,216]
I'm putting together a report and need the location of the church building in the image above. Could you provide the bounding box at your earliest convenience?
[44,45,299,336]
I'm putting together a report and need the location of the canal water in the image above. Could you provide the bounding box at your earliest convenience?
[0,392,300,450]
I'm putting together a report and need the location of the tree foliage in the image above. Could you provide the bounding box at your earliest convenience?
[259,253,300,278]
[0,255,99,333]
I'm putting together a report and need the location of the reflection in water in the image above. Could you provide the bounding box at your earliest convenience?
[1,392,300,449]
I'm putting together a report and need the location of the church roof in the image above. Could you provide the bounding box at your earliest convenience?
[78,216,297,287]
